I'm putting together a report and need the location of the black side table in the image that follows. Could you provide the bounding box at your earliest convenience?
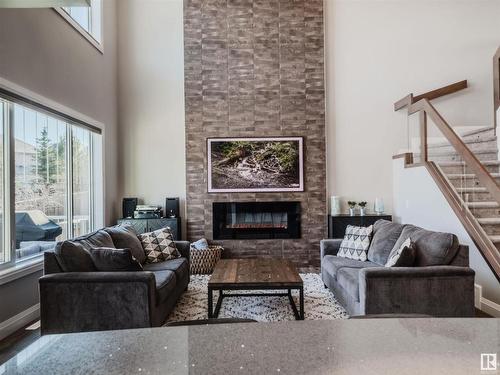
[327,214,392,239]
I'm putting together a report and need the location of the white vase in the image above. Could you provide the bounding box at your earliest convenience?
[359,207,366,216]
[330,196,341,216]
[349,208,355,216]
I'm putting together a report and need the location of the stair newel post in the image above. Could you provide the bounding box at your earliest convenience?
[419,110,428,162]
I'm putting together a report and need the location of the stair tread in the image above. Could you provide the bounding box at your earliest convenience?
[428,135,497,148]
[456,187,488,192]
[438,160,500,166]
[467,201,499,208]
[457,127,495,138]
[478,218,500,224]
[447,173,500,178]
[488,235,500,243]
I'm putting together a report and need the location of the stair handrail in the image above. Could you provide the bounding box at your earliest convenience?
[407,98,500,205]
[394,80,468,111]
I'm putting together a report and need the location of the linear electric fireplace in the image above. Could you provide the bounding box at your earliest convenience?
[213,202,301,240]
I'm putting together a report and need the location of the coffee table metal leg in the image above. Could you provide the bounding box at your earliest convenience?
[208,287,213,318]
[299,286,304,320]
[288,289,301,320]
[213,289,223,318]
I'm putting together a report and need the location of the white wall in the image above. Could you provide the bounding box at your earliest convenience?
[326,0,500,214]
[117,0,186,229]
[393,158,500,309]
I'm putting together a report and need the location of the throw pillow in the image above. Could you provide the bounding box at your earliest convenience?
[139,227,181,263]
[103,224,147,264]
[191,238,209,250]
[54,240,97,272]
[385,237,416,267]
[89,247,143,272]
[337,225,373,261]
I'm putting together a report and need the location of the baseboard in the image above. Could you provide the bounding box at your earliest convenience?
[480,297,500,318]
[474,283,500,317]
[0,304,39,342]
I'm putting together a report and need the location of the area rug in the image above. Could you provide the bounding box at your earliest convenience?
[166,273,349,323]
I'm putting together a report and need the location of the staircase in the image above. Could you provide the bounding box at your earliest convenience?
[427,127,500,251]
[394,59,500,281]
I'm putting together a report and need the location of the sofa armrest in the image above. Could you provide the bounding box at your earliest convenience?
[175,241,190,263]
[320,239,342,258]
[358,266,475,317]
[39,272,156,335]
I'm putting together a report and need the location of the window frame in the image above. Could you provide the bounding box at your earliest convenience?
[0,77,105,273]
[53,0,103,54]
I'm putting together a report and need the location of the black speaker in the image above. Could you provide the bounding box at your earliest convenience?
[165,198,180,218]
[122,198,138,219]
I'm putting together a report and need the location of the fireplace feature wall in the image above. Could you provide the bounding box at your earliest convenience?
[213,202,301,240]
[184,0,326,267]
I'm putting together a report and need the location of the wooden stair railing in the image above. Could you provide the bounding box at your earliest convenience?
[394,81,500,280]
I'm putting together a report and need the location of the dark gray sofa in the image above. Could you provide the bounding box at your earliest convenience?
[321,220,475,317]
[39,225,190,335]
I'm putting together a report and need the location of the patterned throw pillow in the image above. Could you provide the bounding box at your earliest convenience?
[337,225,373,261]
[138,227,181,263]
[385,237,416,267]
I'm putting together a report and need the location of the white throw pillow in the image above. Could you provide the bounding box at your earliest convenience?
[337,225,373,261]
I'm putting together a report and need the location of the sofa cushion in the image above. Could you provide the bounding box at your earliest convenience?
[391,225,459,266]
[368,220,405,265]
[338,225,373,261]
[153,270,177,304]
[385,238,416,267]
[71,230,115,251]
[336,267,360,301]
[322,255,379,280]
[54,241,97,272]
[104,225,146,264]
[89,247,143,272]
[143,258,189,282]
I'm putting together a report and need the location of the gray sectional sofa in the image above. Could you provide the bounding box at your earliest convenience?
[321,220,475,317]
[39,225,190,335]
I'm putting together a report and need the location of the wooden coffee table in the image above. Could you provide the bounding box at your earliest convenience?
[208,259,304,320]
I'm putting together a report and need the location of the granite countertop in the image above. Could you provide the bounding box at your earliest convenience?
[2,319,499,375]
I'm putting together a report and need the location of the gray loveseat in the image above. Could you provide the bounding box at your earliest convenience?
[321,220,475,317]
[39,225,190,335]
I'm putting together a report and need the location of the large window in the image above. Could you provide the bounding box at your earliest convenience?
[0,97,102,267]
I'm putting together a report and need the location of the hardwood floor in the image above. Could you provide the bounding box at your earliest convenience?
[0,320,40,365]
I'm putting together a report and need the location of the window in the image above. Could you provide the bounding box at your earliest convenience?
[57,0,102,51]
[0,97,103,267]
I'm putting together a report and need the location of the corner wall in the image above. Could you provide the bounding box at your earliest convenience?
[326,0,500,214]
[117,0,186,227]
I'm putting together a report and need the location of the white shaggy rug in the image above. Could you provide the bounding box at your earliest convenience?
[166,273,349,323]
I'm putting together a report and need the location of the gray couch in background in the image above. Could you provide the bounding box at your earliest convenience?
[321,220,475,317]
[39,225,190,335]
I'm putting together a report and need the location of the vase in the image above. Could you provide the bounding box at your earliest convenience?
[374,198,385,214]
[330,196,341,216]
[359,207,366,216]
[349,208,355,216]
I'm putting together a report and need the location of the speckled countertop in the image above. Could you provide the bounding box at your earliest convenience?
[1,319,499,375]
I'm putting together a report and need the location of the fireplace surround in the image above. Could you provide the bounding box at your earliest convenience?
[184,0,326,266]
[213,202,301,240]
